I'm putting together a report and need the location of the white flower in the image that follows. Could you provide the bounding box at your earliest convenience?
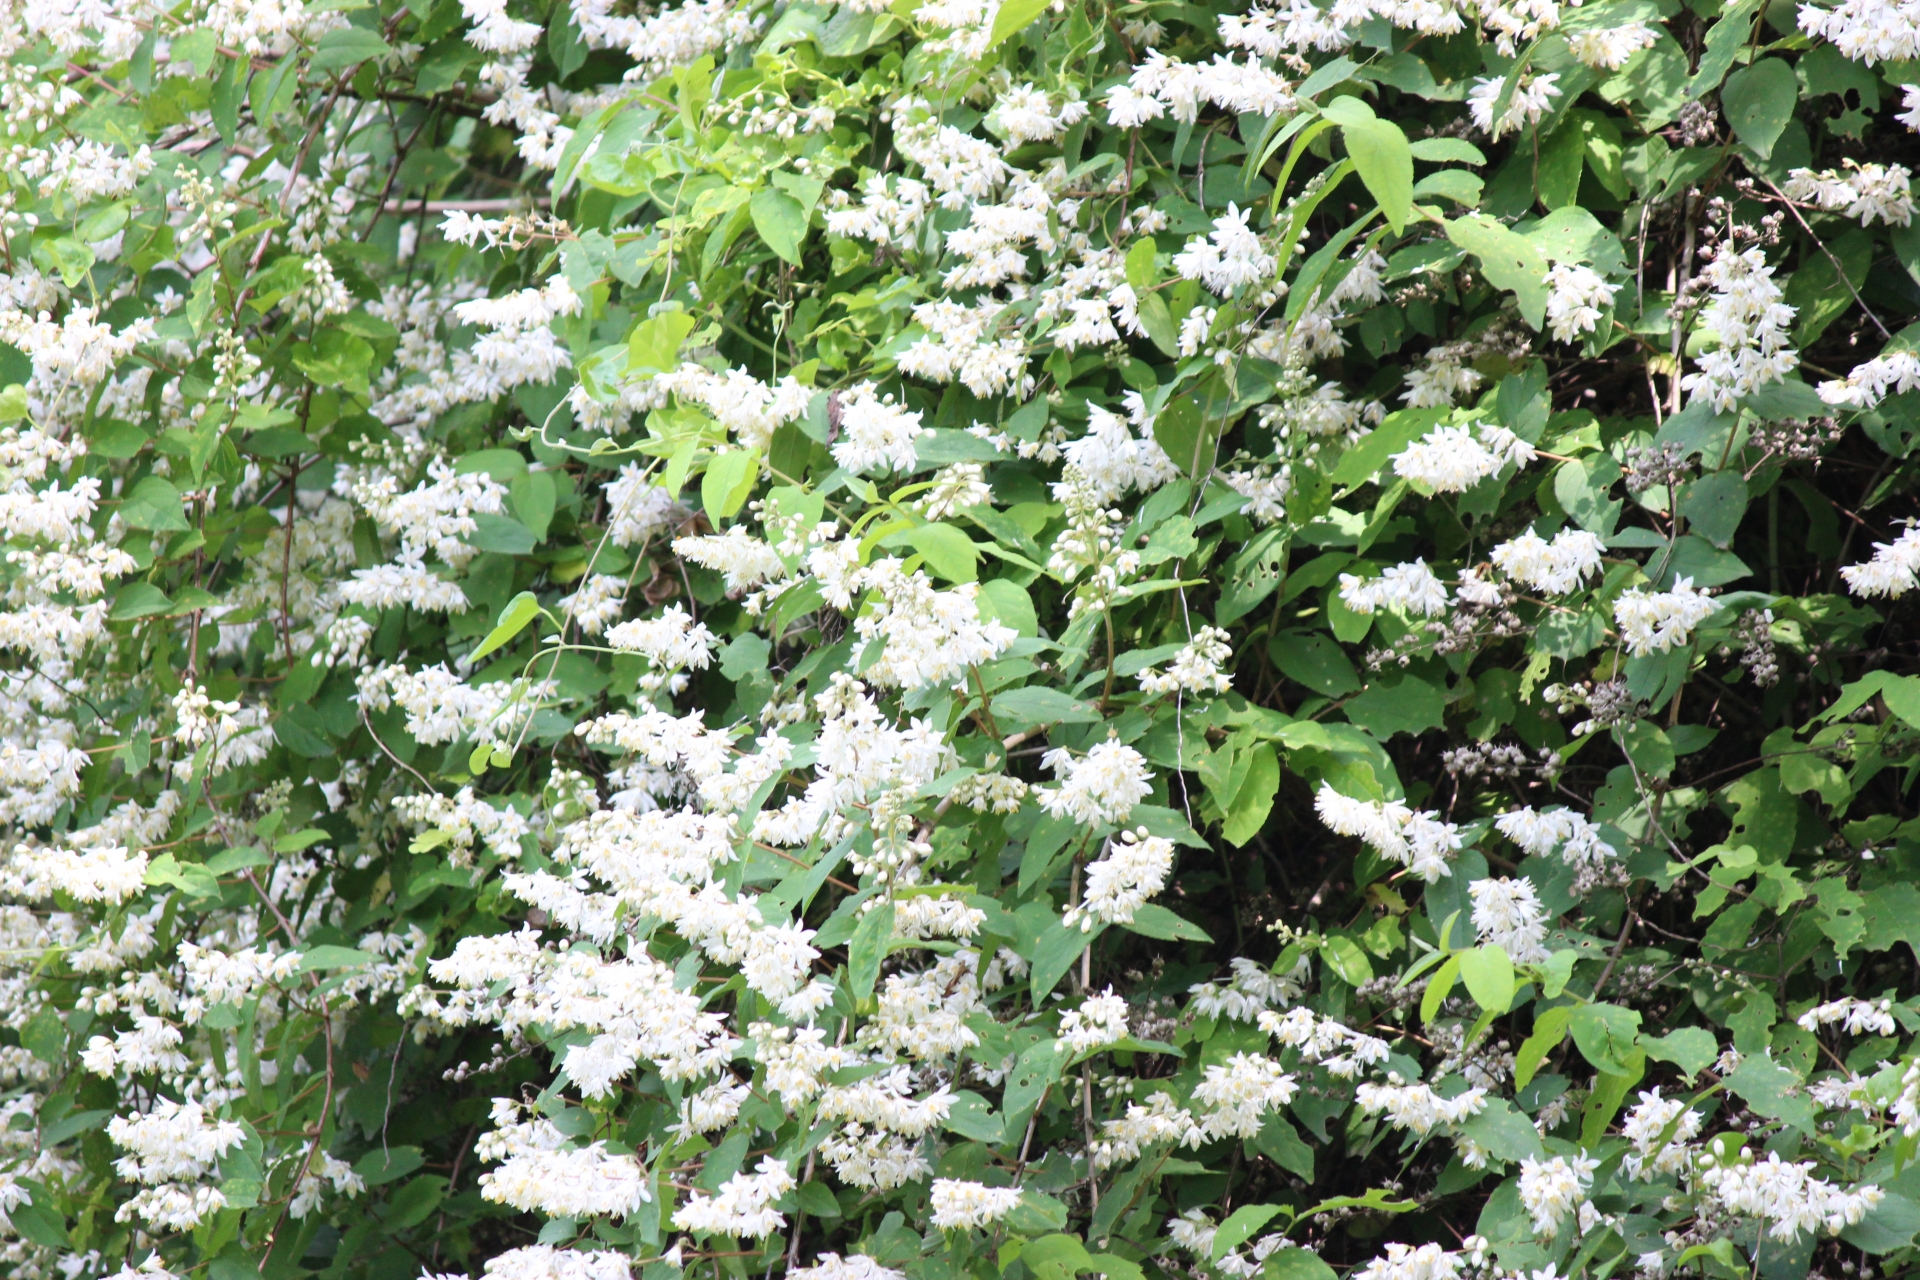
[1393,423,1537,491]
[1066,828,1175,929]
[1679,246,1798,411]
[1339,558,1452,616]
[1819,349,1920,410]
[1138,626,1234,696]
[1490,528,1606,594]
[1467,71,1561,138]
[1494,806,1617,868]
[1355,1079,1488,1135]
[792,1256,907,1280]
[480,1246,635,1280]
[1784,161,1915,226]
[1314,784,1461,881]
[1840,526,1920,597]
[1174,204,1277,296]
[1544,263,1618,343]
[832,383,928,474]
[1700,1151,1884,1240]
[1797,997,1897,1036]
[1613,576,1717,656]
[1037,740,1153,827]
[1620,1088,1702,1178]
[1519,1153,1598,1237]
[1059,988,1131,1052]
[1568,22,1656,68]
[1797,0,1920,62]
[1469,875,1550,963]
[929,1178,1021,1229]
[671,1155,795,1237]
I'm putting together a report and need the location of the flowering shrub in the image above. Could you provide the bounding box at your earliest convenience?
[8,0,1920,1277]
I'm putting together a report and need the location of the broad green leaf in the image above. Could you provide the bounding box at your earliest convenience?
[1444,214,1550,330]
[629,309,697,373]
[1458,945,1515,1013]
[702,448,760,521]
[1721,58,1797,159]
[883,522,981,582]
[1568,1003,1642,1075]
[848,899,894,999]
[470,591,542,664]
[1515,1004,1572,1087]
[1343,117,1414,231]
[312,26,392,69]
[750,186,809,264]
[1211,1204,1286,1261]
[1639,1027,1717,1079]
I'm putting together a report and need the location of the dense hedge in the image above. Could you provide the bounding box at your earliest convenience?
[6,0,1920,1279]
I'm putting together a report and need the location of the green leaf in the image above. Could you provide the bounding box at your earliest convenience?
[702,449,760,522]
[1345,674,1446,739]
[1023,1234,1093,1280]
[1343,118,1414,231]
[770,169,827,220]
[1321,934,1373,986]
[1843,1192,1920,1255]
[1679,470,1749,549]
[1422,954,1461,1023]
[1460,1097,1546,1162]
[848,899,894,999]
[385,1175,449,1231]
[992,686,1104,727]
[312,26,393,69]
[1253,1113,1316,1180]
[1725,1054,1816,1132]
[1125,903,1212,942]
[883,522,981,582]
[120,475,189,532]
[1639,1027,1717,1079]
[470,591,542,664]
[1001,1038,1066,1139]
[300,945,372,972]
[750,187,809,265]
[1444,214,1551,330]
[143,853,219,899]
[1329,407,1446,490]
[1125,236,1158,291]
[985,0,1049,49]
[292,329,375,392]
[1515,1004,1572,1088]
[1222,742,1279,846]
[1030,917,1093,1000]
[1617,720,1676,780]
[1685,0,1760,97]
[354,1146,424,1186]
[630,309,697,373]
[1568,1003,1643,1075]
[1458,945,1515,1013]
[1270,633,1361,698]
[1211,1204,1286,1261]
[1262,1249,1336,1280]
[110,582,174,621]
[1720,57,1796,159]
[1152,396,1217,477]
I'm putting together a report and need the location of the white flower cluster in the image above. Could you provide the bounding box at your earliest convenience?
[1613,576,1717,656]
[1839,525,1920,597]
[1494,806,1618,868]
[1784,162,1915,226]
[1393,423,1538,492]
[1314,783,1463,880]
[1679,246,1799,411]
